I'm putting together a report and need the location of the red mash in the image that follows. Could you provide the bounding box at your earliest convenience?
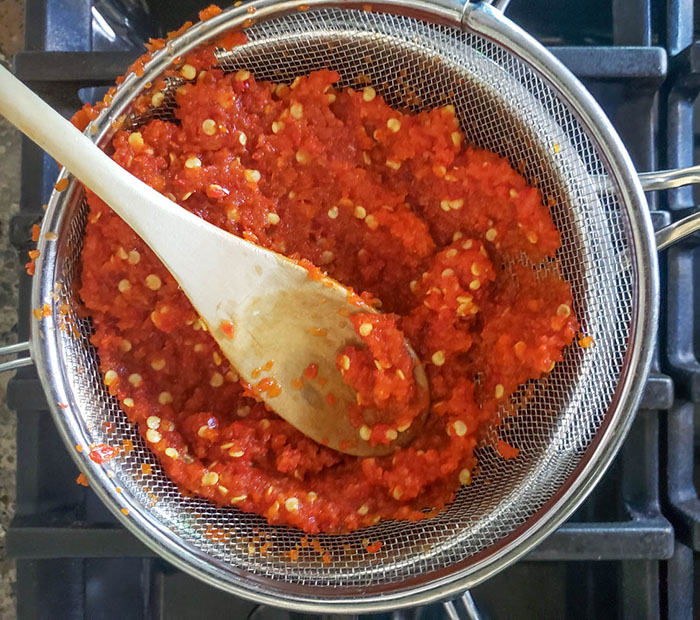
[77,45,578,533]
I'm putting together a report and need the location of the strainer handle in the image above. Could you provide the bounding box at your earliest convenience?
[636,165,700,250]
[655,210,700,251]
[0,341,32,372]
[639,165,700,192]
[442,591,482,619]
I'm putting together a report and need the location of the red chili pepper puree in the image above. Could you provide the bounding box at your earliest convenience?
[77,37,578,534]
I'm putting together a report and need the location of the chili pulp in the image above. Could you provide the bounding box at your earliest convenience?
[77,40,578,534]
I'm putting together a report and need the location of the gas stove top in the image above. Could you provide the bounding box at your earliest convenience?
[5,0,700,618]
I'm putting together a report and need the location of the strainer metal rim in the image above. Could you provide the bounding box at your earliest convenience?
[30,0,658,613]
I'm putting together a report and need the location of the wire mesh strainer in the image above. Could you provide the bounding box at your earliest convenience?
[28,0,660,613]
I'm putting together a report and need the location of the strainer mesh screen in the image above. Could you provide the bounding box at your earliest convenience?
[48,8,634,593]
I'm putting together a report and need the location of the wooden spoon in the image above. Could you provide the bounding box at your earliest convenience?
[0,65,429,457]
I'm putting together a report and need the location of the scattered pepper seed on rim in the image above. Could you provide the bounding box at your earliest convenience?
[459,469,472,485]
[578,335,593,348]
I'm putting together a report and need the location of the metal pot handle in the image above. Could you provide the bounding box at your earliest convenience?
[655,211,700,251]
[639,165,700,192]
[638,165,700,250]
[443,591,482,619]
[0,340,32,372]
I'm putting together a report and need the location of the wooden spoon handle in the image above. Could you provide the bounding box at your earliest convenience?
[0,65,430,456]
[0,64,167,233]
[0,64,266,323]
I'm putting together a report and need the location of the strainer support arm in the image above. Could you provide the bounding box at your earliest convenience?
[0,341,32,372]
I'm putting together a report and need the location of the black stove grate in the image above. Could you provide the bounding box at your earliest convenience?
[5,0,695,618]
[662,1,700,616]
